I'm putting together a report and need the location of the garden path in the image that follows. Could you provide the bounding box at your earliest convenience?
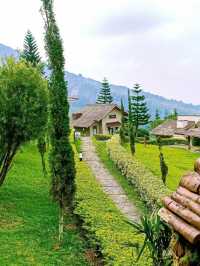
[81,137,140,222]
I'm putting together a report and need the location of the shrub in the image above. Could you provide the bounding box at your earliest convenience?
[74,139,81,153]
[74,145,151,265]
[192,137,200,147]
[137,128,149,138]
[0,58,48,186]
[94,134,111,141]
[107,135,171,209]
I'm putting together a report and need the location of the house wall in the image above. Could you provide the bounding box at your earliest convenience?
[178,115,200,124]
[102,109,122,134]
[89,122,101,136]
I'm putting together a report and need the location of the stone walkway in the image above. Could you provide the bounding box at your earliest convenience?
[81,137,140,222]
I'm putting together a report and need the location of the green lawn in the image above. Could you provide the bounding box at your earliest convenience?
[125,143,200,191]
[0,144,88,266]
[93,138,148,215]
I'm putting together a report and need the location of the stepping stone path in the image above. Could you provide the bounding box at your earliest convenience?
[82,137,140,222]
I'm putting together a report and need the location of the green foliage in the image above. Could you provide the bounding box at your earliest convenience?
[192,137,200,146]
[20,30,41,67]
[119,98,127,144]
[96,77,113,104]
[155,109,160,120]
[107,136,171,209]
[37,135,47,176]
[128,213,172,266]
[41,0,76,212]
[74,138,81,153]
[0,58,48,186]
[129,84,150,131]
[94,134,111,141]
[74,145,151,266]
[128,89,136,155]
[0,143,88,265]
[159,152,168,185]
[137,128,149,138]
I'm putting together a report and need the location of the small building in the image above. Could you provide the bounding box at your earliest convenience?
[72,103,125,136]
[152,115,200,140]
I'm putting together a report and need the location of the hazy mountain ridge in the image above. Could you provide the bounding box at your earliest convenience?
[1,43,200,116]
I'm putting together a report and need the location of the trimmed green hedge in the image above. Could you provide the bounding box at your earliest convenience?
[94,134,112,141]
[107,135,171,209]
[74,146,151,266]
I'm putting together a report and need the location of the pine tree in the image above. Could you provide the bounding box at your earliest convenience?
[96,77,113,104]
[41,0,76,241]
[128,89,136,155]
[21,30,41,66]
[21,30,47,176]
[119,98,126,144]
[130,84,150,133]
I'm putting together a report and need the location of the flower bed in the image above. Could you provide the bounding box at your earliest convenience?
[107,135,171,209]
[74,146,151,266]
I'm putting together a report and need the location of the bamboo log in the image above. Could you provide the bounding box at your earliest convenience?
[158,207,200,244]
[177,186,200,205]
[180,172,200,194]
[172,192,200,217]
[162,196,200,230]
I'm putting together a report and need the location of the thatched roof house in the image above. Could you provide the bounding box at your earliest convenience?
[72,104,126,136]
[151,120,177,137]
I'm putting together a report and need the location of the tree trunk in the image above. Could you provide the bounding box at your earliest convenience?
[58,202,64,242]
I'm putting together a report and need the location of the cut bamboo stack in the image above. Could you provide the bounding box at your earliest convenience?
[159,164,200,245]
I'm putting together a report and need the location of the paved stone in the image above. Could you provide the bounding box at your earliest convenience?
[81,137,140,222]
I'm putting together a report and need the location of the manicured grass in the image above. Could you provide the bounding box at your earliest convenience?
[125,143,200,191]
[93,138,148,215]
[0,144,88,265]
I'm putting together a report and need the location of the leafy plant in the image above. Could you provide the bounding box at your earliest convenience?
[127,213,172,266]
[0,58,48,186]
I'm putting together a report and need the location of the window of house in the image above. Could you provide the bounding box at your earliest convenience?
[109,114,116,119]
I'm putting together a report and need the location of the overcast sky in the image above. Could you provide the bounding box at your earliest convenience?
[0,0,200,104]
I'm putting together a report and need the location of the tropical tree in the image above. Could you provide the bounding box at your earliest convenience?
[21,30,47,175]
[0,58,48,186]
[21,30,41,67]
[41,0,76,241]
[130,83,150,133]
[119,98,127,144]
[96,77,113,104]
[128,89,136,155]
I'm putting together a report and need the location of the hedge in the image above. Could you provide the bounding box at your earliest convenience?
[107,135,171,209]
[94,134,112,141]
[138,137,188,146]
[74,146,151,266]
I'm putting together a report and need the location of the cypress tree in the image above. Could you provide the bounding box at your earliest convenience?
[157,137,168,185]
[119,98,126,144]
[96,77,113,104]
[128,89,136,155]
[21,30,41,66]
[41,0,76,241]
[130,84,150,133]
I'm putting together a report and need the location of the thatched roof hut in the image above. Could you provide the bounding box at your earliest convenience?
[151,120,177,137]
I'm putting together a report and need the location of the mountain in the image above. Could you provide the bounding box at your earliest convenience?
[66,71,200,117]
[1,43,200,117]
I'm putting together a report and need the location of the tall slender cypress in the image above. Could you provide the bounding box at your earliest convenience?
[128,89,136,155]
[96,77,113,104]
[119,98,126,144]
[41,0,76,240]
